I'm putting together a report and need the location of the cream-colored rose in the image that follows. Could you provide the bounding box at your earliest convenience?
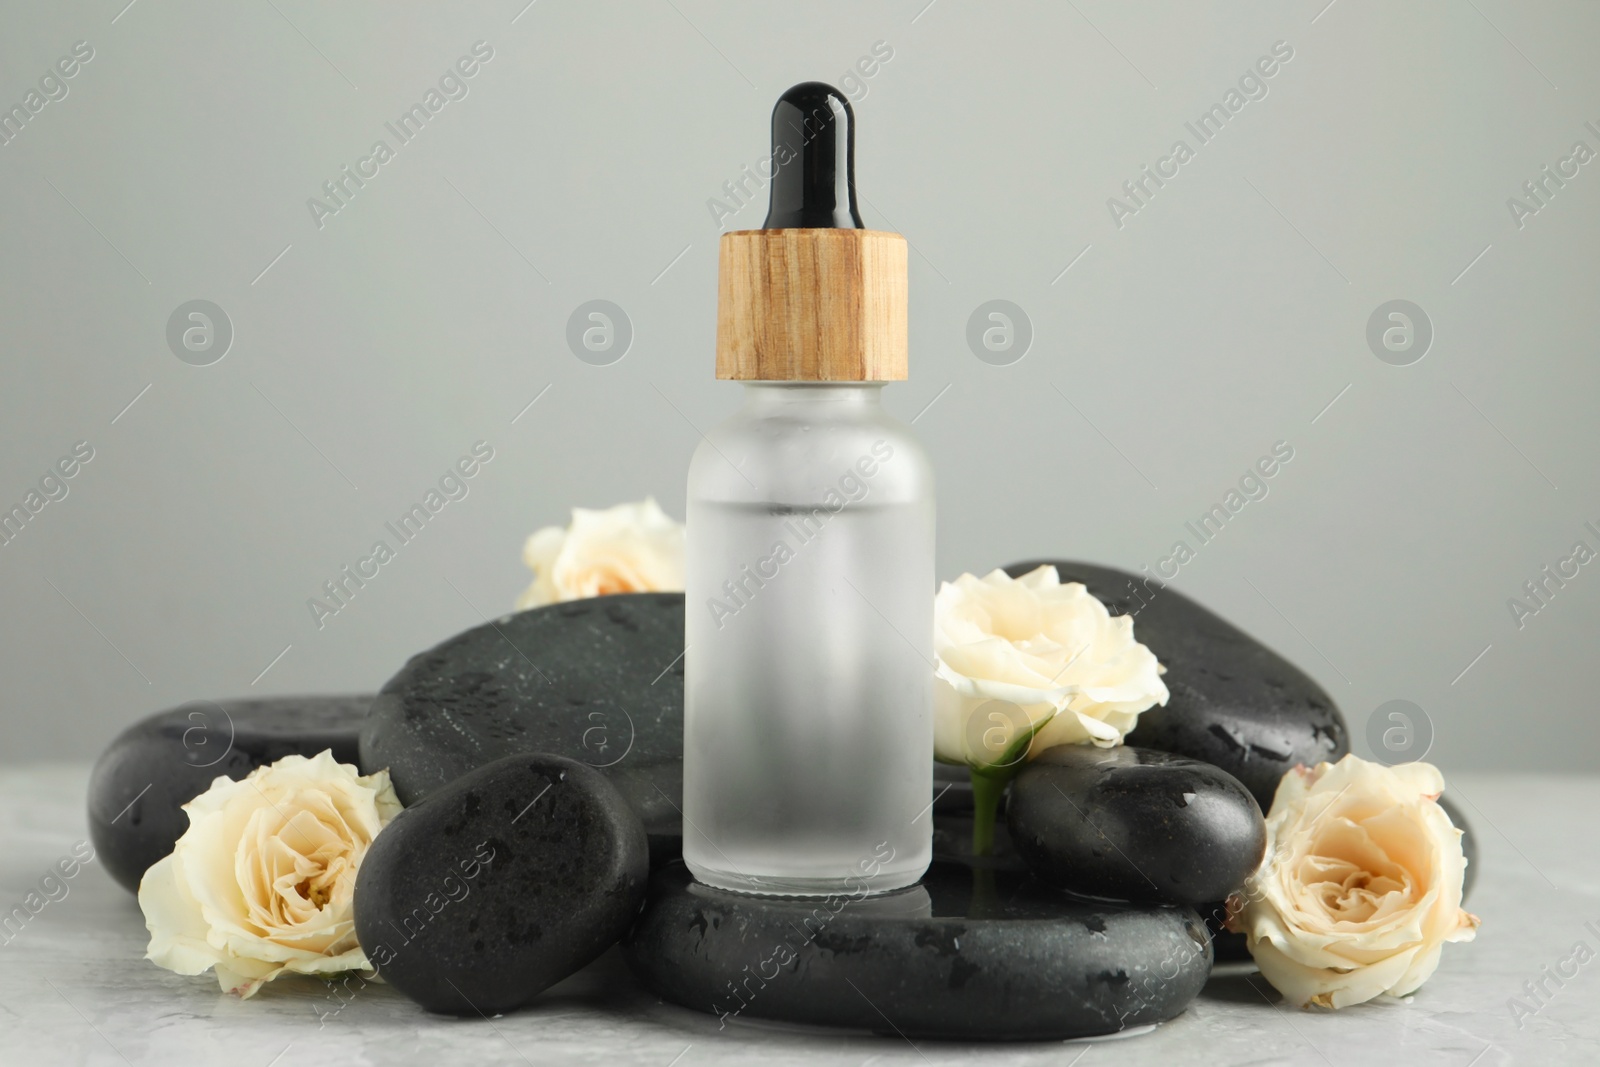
[932,565,1168,769]
[516,497,685,609]
[139,750,402,998]
[1227,754,1479,1009]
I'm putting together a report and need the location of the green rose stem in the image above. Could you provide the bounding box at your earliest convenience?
[965,711,1053,857]
[969,769,1009,857]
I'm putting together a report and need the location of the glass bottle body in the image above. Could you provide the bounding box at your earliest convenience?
[683,383,934,896]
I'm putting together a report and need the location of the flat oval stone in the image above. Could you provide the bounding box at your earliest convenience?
[1004,560,1348,811]
[88,695,371,893]
[1007,745,1266,906]
[623,860,1211,1040]
[360,593,685,860]
[353,753,649,1015]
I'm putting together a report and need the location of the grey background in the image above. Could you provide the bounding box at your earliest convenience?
[1,0,1595,770]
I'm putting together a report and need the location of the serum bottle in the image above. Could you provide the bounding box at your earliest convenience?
[683,82,935,896]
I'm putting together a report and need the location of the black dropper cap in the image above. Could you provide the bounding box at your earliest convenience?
[762,82,864,229]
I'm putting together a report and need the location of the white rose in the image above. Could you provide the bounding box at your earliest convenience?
[1227,754,1479,1009]
[932,565,1169,770]
[516,497,685,609]
[138,750,402,998]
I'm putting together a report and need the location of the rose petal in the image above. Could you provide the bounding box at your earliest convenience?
[139,749,400,997]
[139,854,222,976]
[1233,755,1476,1009]
[931,566,1167,767]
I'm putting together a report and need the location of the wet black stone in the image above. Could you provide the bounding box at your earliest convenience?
[360,593,686,861]
[623,860,1210,1040]
[353,753,649,1016]
[87,695,372,893]
[1004,560,1349,811]
[1007,745,1265,907]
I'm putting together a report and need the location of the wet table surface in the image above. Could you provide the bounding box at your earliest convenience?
[1,765,1595,1066]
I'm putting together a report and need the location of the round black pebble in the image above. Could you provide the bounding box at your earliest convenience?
[623,861,1211,1040]
[354,753,649,1016]
[1007,744,1266,906]
[1004,560,1350,812]
[88,695,372,893]
[360,593,686,859]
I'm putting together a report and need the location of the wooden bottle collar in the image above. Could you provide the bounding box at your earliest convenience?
[715,228,908,382]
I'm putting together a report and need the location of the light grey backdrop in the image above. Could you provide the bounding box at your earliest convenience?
[1,0,1595,770]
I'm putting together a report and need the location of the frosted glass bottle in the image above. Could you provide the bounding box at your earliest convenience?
[683,382,934,895]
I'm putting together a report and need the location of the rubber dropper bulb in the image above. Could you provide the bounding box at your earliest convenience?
[762,81,864,229]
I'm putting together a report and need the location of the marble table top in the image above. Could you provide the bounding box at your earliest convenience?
[0,765,1594,1066]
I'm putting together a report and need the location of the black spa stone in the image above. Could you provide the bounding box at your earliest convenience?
[353,753,649,1016]
[87,695,372,893]
[1007,745,1266,906]
[360,593,686,860]
[1004,560,1349,812]
[624,860,1210,1040]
